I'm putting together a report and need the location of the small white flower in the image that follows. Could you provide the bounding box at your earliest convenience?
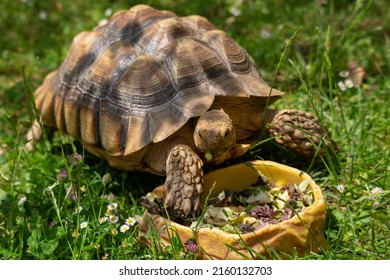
[107,203,118,211]
[229,6,241,17]
[339,70,349,78]
[108,215,119,224]
[260,29,271,40]
[103,193,115,201]
[344,79,354,88]
[99,217,108,224]
[80,222,88,229]
[104,8,113,17]
[18,196,27,206]
[120,224,130,233]
[336,184,345,193]
[125,217,136,226]
[337,81,347,91]
[370,187,383,195]
[38,10,48,20]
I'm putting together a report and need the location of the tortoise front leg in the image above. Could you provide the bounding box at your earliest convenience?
[164,144,203,220]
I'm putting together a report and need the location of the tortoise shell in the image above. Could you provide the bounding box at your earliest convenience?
[34,4,283,159]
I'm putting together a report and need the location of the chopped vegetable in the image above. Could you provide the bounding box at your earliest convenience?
[195,176,314,234]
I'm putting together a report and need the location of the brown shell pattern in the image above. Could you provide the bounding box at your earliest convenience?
[34,4,283,156]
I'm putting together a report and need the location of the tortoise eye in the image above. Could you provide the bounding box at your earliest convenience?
[198,132,203,139]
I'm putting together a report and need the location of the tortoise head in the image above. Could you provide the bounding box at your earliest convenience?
[193,110,236,158]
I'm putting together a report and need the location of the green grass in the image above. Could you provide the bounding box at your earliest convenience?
[0,0,389,260]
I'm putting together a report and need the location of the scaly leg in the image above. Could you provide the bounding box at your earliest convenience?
[266,109,338,158]
[164,144,203,220]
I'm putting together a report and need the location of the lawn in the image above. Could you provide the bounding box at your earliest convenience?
[0,0,389,260]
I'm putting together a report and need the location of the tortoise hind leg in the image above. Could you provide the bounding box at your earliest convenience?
[26,120,56,151]
[164,144,203,221]
[266,109,339,158]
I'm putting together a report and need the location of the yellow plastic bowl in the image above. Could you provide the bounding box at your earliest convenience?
[138,160,327,259]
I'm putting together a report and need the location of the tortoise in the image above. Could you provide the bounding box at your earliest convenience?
[30,5,335,220]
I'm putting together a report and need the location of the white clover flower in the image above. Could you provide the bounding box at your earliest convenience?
[370,187,383,195]
[104,8,113,17]
[80,222,88,229]
[120,224,130,233]
[107,203,118,211]
[337,81,347,91]
[344,79,354,88]
[102,174,111,185]
[104,193,115,201]
[260,29,271,40]
[18,196,27,206]
[336,184,345,193]
[229,6,241,17]
[125,217,137,226]
[108,215,119,224]
[38,10,48,20]
[339,70,349,78]
[99,217,108,224]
